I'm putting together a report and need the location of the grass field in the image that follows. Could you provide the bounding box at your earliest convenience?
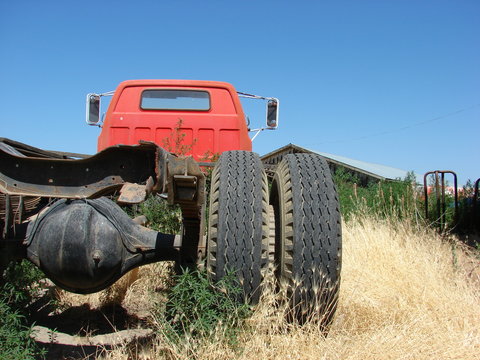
[53,214,480,360]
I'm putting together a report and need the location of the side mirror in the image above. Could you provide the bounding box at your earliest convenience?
[86,93,101,125]
[266,99,279,128]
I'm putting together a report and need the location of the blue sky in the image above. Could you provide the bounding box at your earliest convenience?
[1,1,478,185]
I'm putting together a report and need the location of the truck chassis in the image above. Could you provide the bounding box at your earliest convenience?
[1,80,341,328]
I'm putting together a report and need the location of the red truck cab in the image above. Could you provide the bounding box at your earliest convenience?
[94,80,256,160]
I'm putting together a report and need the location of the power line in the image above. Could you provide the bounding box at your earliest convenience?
[307,103,480,146]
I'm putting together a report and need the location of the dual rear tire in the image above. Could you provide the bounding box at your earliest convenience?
[207,151,342,328]
[206,151,269,304]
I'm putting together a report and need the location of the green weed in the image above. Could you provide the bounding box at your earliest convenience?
[0,300,40,360]
[157,268,251,345]
[0,260,46,359]
[131,195,182,234]
[334,168,418,222]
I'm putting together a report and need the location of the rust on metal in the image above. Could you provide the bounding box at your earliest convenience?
[1,138,207,269]
[0,137,72,159]
[173,175,198,202]
[166,156,205,208]
[0,194,41,223]
[0,141,162,199]
[165,155,206,265]
[118,183,148,204]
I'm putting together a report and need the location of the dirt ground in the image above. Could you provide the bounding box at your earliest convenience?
[27,231,480,360]
[29,264,172,359]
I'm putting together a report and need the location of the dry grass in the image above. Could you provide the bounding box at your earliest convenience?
[99,216,479,359]
[54,262,174,315]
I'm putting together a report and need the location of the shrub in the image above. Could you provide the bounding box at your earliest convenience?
[334,168,419,222]
[0,260,46,359]
[158,268,251,344]
[0,300,40,360]
[132,194,182,234]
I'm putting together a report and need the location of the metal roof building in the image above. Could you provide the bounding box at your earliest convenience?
[261,144,417,186]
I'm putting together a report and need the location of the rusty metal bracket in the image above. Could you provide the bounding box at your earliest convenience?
[166,155,206,266]
[173,175,198,202]
[166,156,205,210]
[423,170,458,230]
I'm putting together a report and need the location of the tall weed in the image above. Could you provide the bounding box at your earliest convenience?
[130,195,182,234]
[334,168,419,222]
[0,260,46,359]
[156,269,251,345]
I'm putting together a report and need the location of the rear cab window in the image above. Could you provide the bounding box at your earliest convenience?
[141,89,210,111]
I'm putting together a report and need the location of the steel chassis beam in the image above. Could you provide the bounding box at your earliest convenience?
[0,139,206,264]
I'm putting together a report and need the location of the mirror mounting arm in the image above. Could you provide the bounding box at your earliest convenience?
[249,127,275,142]
[237,92,279,131]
